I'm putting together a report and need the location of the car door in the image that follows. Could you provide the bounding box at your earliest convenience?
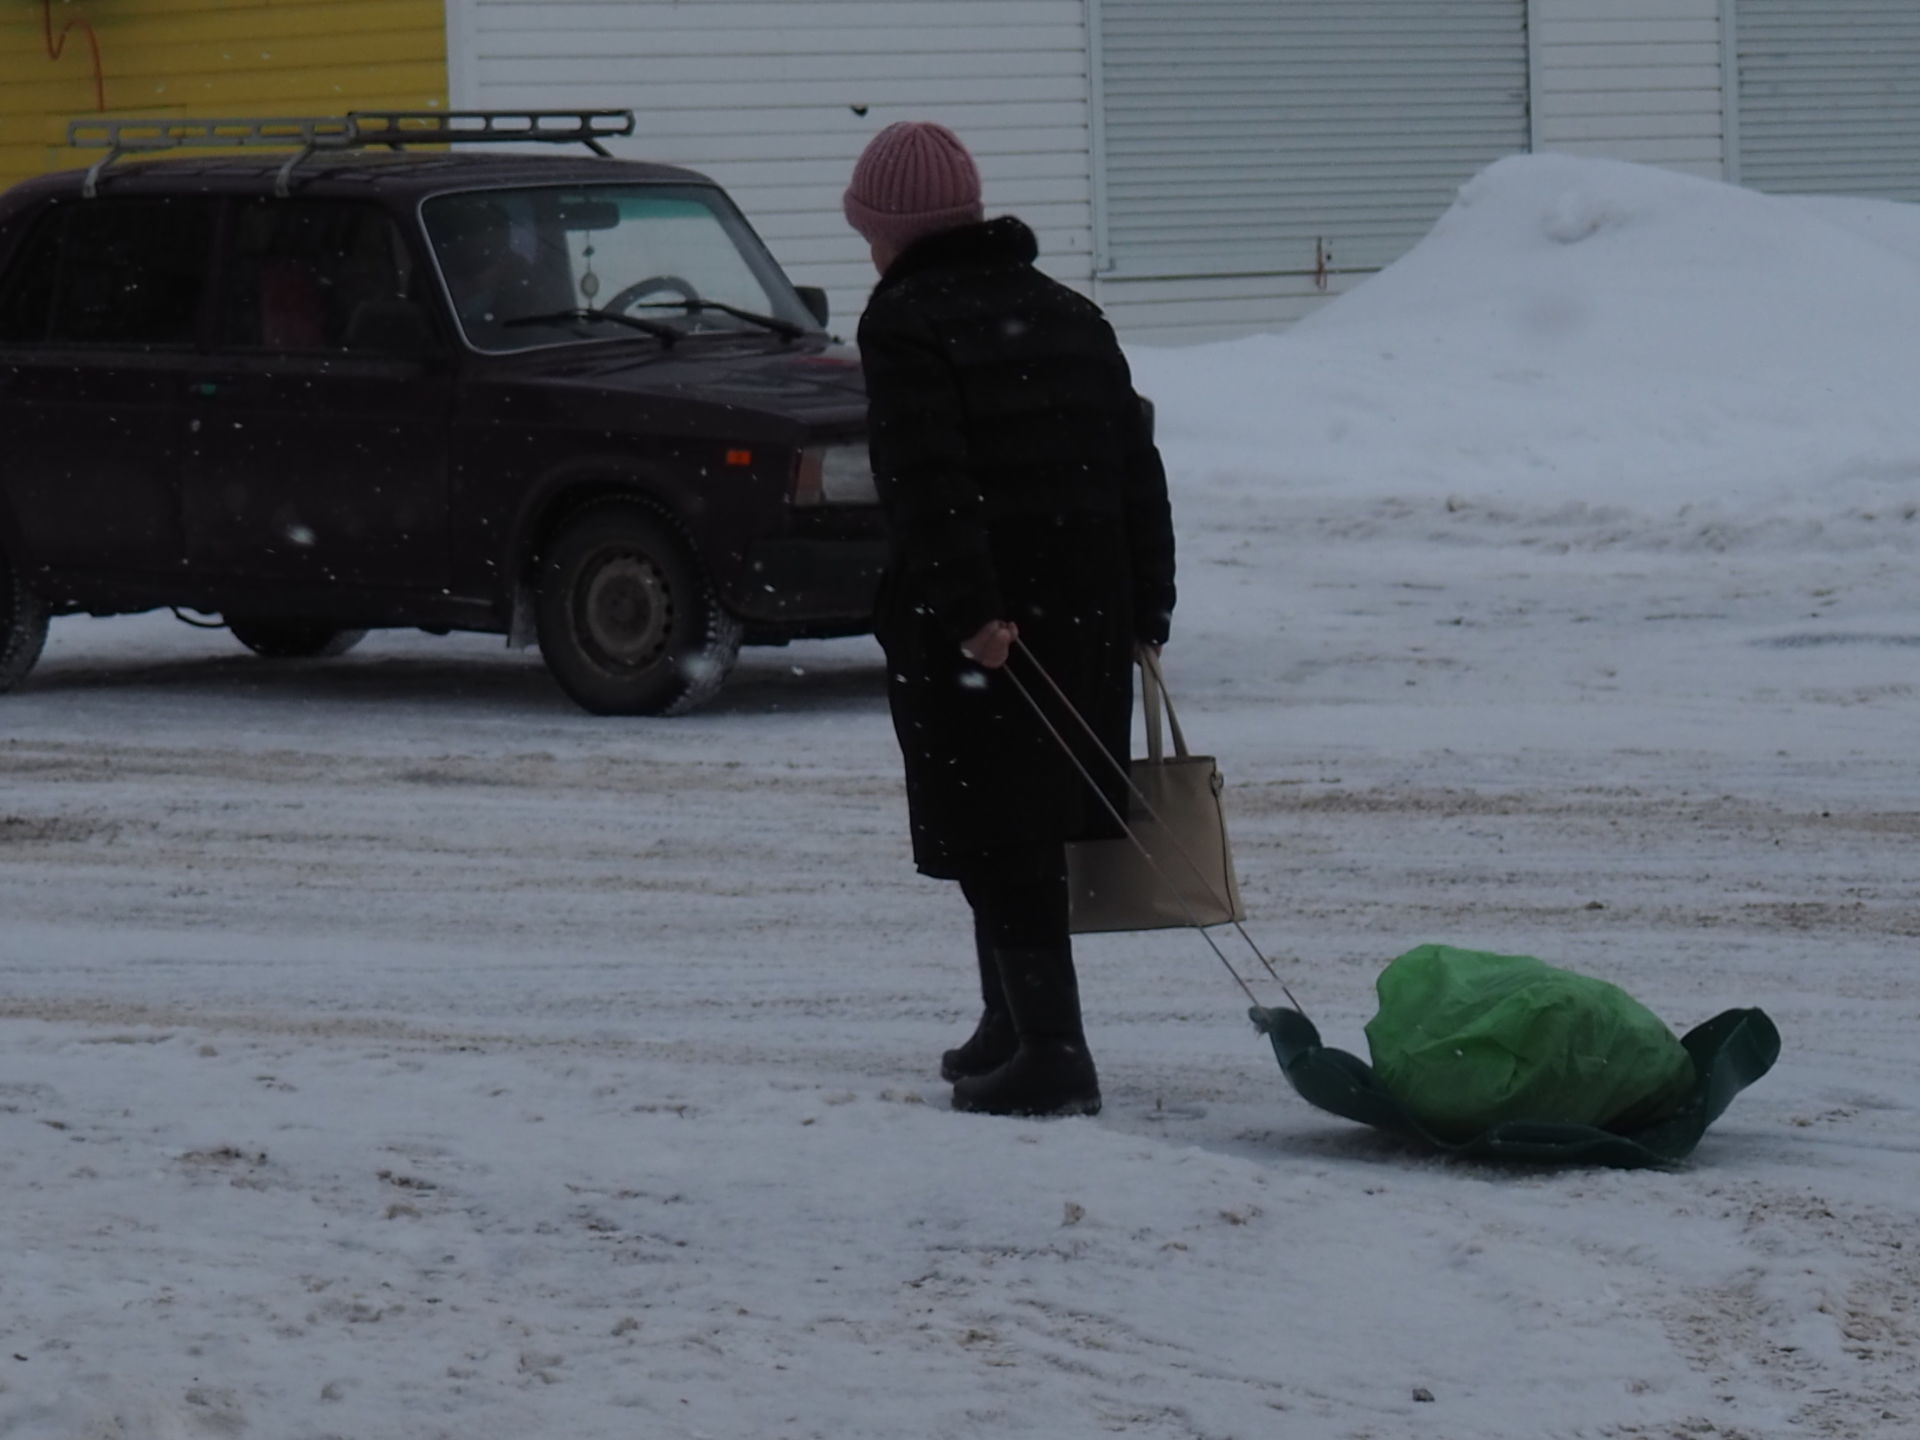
[181,197,452,591]
[0,194,214,578]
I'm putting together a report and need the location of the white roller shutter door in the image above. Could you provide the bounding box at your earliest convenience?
[1093,0,1530,280]
[1735,0,1920,200]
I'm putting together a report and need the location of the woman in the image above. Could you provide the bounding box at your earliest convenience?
[846,122,1177,1118]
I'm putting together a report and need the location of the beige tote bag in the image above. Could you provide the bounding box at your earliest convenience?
[1067,650,1246,934]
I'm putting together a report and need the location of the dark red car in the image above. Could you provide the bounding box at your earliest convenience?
[0,112,883,714]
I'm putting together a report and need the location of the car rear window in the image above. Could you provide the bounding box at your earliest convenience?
[0,197,214,346]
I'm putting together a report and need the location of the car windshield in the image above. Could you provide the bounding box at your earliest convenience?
[422,184,816,353]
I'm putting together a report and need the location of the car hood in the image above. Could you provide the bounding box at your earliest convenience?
[478,336,869,436]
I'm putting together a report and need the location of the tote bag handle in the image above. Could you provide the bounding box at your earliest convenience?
[1139,646,1191,764]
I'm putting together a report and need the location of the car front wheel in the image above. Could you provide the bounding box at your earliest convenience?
[535,502,741,716]
[0,537,49,694]
[227,617,368,659]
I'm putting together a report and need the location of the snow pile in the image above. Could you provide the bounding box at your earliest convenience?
[1131,154,1920,549]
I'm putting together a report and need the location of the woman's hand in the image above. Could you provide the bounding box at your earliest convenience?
[960,619,1018,669]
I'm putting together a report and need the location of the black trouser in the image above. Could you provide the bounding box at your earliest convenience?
[956,844,1085,1053]
[959,845,1070,954]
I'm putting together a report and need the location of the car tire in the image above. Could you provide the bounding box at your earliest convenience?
[227,617,368,659]
[0,537,49,695]
[535,501,741,716]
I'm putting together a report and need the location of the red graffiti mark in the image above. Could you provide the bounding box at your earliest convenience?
[42,0,107,112]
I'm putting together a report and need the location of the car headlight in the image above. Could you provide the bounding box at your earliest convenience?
[792,443,877,506]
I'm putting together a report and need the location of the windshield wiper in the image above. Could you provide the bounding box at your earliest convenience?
[632,298,807,341]
[501,308,679,345]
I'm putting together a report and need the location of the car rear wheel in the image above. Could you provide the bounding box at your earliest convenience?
[0,538,49,694]
[535,501,741,716]
[227,617,368,659]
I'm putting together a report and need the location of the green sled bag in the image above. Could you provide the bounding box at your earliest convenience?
[1363,944,1697,1141]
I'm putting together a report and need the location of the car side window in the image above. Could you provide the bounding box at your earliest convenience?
[0,197,213,346]
[223,199,429,354]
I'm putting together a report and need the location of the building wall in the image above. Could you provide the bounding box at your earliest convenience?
[3,1,1754,341]
[448,0,1096,334]
[1092,0,1531,341]
[1102,0,1731,341]
[1529,0,1725,177]
[1092,271,1370,342]
[0,0,448,194]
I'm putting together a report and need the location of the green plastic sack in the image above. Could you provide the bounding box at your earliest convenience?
[1363,944,1697,1141]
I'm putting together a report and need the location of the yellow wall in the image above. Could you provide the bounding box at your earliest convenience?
[2,1,448,193]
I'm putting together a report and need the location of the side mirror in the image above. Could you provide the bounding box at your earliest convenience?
[343,298,440,356]
[795,285,830,328]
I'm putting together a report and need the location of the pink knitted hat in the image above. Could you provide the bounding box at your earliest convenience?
[843,121,984,254]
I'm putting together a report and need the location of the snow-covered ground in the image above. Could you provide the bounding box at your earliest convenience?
[4,155,1918,1440]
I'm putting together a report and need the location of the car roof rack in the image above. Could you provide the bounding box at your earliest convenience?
[66,109,637,198]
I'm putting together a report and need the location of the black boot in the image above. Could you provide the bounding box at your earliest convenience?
[951,944,1101,1117]
[940,911,1016,1082]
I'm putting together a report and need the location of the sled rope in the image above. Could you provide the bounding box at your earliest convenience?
[1003,639,1306,1016]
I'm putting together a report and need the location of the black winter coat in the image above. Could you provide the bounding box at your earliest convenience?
[858,217,1177,880]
